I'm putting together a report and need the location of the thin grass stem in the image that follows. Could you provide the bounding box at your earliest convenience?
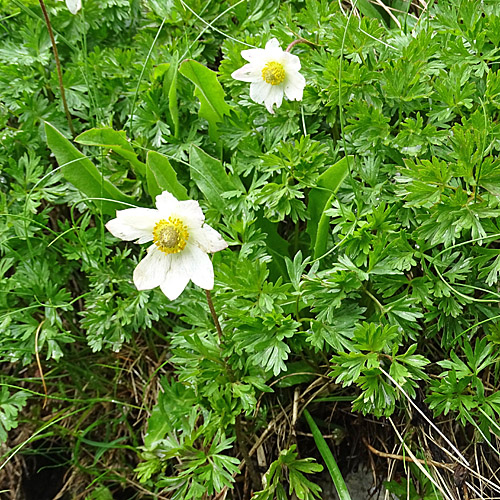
[38,0,75,136]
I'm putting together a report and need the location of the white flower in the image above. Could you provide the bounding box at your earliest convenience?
[65,0,81,14]
[106,191,228,300]
[231,38,306,114]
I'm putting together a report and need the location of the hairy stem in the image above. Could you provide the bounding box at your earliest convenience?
[205,289,224,341]
[39,0,75,136]
[286,38,311,52]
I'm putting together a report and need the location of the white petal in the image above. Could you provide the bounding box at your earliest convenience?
[66,0,81,14]
[174,200,205,228]
[250,80,272,105]
[232,64,262,83]
[160,257,191,300]
[265,38,282,51]
[192,224,228,253]
[264,85,284,112]
[263,40,285,63]
[240,48,266,63]
[282,52,301,72]
[155,191,205,228]
[106,208,158,243]
[155,191,178,214]
[133,245,170,290]
[183,245,214,290]
[284,72,306,101]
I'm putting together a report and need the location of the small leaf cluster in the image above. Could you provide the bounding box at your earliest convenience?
[252,445,323,500]
[331,323,428,416]
[136,378,240,498]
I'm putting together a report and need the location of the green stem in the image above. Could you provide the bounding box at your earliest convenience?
[38,0,75,136]
[364,287,386,316]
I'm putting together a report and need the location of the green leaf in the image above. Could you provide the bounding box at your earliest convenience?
[253,445,322,500]
[146,151,188,201]
[0,387,28,443]
[303,409,352,500]
[144,400,173,450]
[75,127,146,176]
[88,486,114,500]
[189,145,234,211]
[155,59,180,138]
[179,59,230,144]
[255,215,290,280]
[45,122,135,215]
[153,62,171,80]
[356,0,388,26]
[166,57,180,139]
[307,156,352,259]
[389,0,411,28]
[276,361,315,388]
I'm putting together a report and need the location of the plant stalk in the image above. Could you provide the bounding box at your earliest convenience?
[205,289,224,341]
[206,290,259,492]
[286,38,311,52]
[205,289,236,385]
[39,0,75,136]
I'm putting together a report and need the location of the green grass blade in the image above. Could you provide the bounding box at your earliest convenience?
[303,409,352,500]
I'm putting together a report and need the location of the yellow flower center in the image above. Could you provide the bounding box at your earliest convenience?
[153,217,189,254]
[261,61,285,85]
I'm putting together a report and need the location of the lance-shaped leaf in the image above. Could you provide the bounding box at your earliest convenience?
[189,145,234,211]
[146,151,188,201]
[158,56,180,139]
[45,122,134,215]
[179,59,230,143]
[356,0,388,25]
[307,156,352,259]
[76,127,146,176]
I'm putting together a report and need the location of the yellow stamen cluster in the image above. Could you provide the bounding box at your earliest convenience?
[262,61,285,85]
[153,217,189,254]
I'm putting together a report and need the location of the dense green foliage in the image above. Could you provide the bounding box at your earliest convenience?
[2,0,500,498]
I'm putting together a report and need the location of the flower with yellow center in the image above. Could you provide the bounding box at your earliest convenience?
[105,191,228,300]
[231,38,306,114]
[153,217,189,254]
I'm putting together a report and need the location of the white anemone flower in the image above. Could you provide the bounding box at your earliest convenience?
[65,0,82,14]
[106,191,228,300]
[231,38,306,114]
